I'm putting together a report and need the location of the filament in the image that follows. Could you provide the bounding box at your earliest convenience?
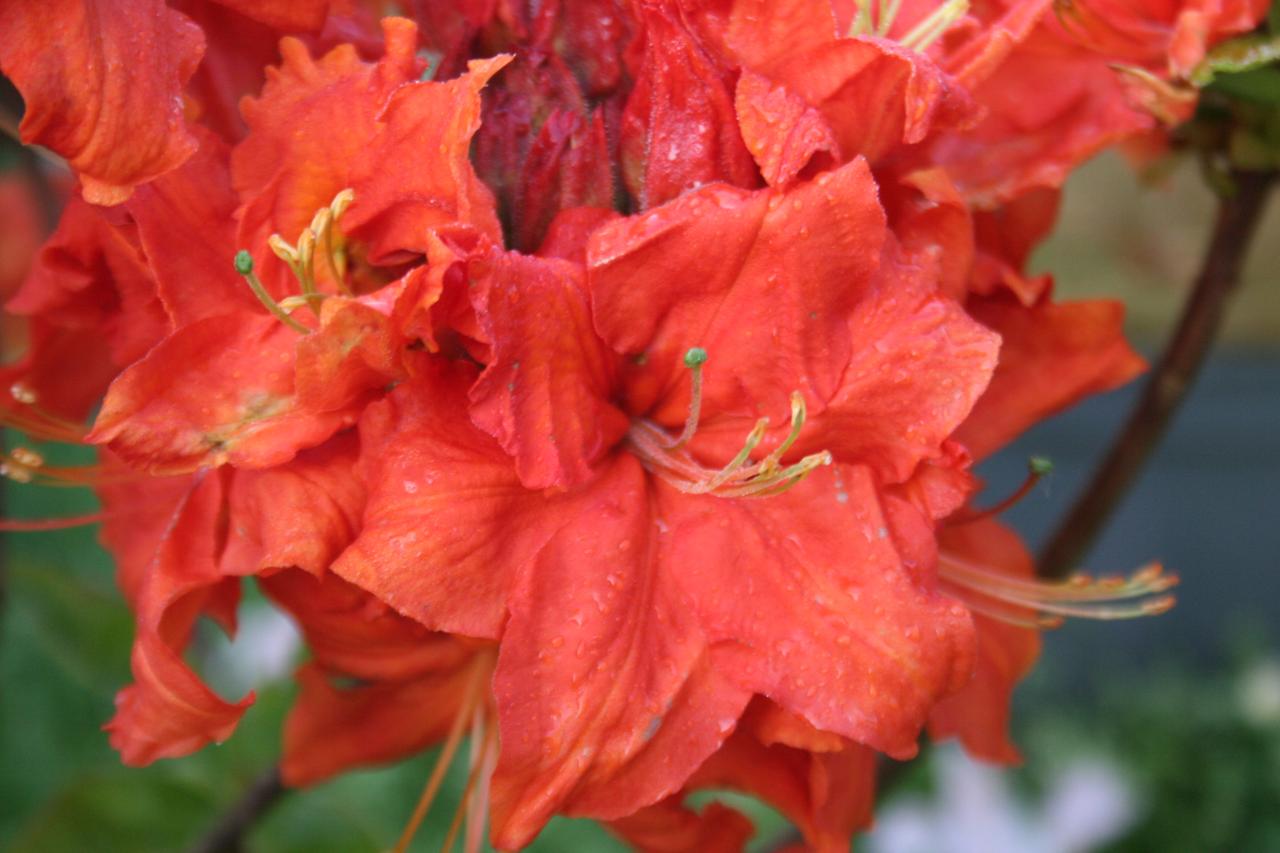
[950,457,1053,525]
[628,349,831,499]
[940,552,1177,627]
[900,0,970,51]
[393,657,490,853]
[0,511,106,531]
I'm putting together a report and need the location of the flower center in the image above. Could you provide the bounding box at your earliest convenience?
[234,188,356,334]
[626,348,833,498]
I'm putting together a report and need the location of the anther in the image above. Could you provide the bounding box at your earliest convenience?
[234,251,311,334]
[9,383,36,405]
[10,447,44,467]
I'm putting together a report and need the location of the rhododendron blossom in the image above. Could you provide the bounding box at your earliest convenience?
[0,0,1257,849]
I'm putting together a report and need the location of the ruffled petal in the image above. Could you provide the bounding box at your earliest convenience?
[468,248,628,489]
[331,362,587,638]
[342,55,511,261]
[588,157,886,426]
[0,0,205,204]
[221,434,366,578]
[786,257,999,484]
[490,455,739,846]
[735,70,841,188]
[104,470,252,765]
[957,292,1146,459]
[232,17,424,294]
[659,464,977,759]
[88,312,355,472]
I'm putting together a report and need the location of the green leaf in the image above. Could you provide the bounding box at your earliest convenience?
[5,771,216,853]
[1192,34,1280,87]
[1207,66,1280,105]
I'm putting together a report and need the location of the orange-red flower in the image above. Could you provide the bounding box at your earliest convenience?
[0,2,1206,849]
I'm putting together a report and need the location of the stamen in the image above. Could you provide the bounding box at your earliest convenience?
[441,706,498,853]
[900,0,970,51]
[951,456,1053,525]
[876,0,904,36]
[0,452,145,488]
[848,0,875,36]
[392,657,490,853]
[940,552,1177,627]
[9,383,36,405]
[0,511,105,531]
[2,384,90,444]
[234,251,311,335]
[628,352,832,499]
[263,188,356,307]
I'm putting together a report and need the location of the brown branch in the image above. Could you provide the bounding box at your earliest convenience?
[1039,170,1275,579]
[188,765,287,853]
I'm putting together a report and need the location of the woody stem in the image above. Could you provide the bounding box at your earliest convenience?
[188,765,287,853]
[1038,170,1275,579]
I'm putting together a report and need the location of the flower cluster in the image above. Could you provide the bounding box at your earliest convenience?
[0,0,1262,850]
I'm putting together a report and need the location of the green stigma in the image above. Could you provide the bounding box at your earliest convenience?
[234,250,254,276]
[1028,456,1055,476]
[683,347,708,369]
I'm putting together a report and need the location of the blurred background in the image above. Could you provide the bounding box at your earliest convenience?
[0,151,1277,851]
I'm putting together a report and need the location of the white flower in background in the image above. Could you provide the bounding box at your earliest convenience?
[201,601,302,698]
[867,744,1139,853]
[1237,658,1280,727]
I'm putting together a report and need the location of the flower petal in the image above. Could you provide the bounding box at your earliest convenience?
[606,798,754,853]
[490,455,748,846]
[104,470,253,765]
[0,0,205,204]
[342,55,511,261]
[232,17,423,294]
[735,69,841,188]
[588,157,885,425]
[956,293,1146,459]
[125,128,258,326]
[222,435,366,579]
[468,249,628,489]
[331,363,585,638]
[89,312,354,473]
[281,660,472,786]
[658,464,976,759]
[789,259,1000,483]
[930,518,1042,763]
[620,0,760,208]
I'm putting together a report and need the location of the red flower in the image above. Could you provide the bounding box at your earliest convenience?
[0,3,1199,849]
[328,157,999,845]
